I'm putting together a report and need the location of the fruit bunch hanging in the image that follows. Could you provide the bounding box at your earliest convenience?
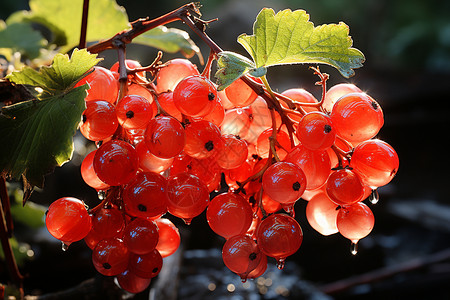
[2,2,399,295]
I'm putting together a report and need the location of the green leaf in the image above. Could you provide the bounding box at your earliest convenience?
[10,198,46,228]
[215,51,266,91]
[0,87,88,188]
[7,0,129,53]
[6,48,101,97]
[1,49,100,188]
[237,8,365,78]
[133,26,200,59]
[0,21,47,60]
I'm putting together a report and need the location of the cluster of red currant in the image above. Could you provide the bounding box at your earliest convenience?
[44,57,399,293]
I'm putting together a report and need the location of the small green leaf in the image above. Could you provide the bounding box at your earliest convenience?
[7,0,129,53]
[6,48,101,97]
[0,86,88,188]
[0,21,47,60]
[1,49,100,188]
[237,8,365,78]
[133,26,200,59]
[215,51,266,91]
[10,196,46,228]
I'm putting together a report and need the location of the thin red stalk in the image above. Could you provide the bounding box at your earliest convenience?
[87,3,201,54]
[79,0,90,49]
[256,187,267,218]
[0,177,13,237]
[116,46,128,101]
[0,179,23,292]
[201,50,216,79]
[179,14,223,54]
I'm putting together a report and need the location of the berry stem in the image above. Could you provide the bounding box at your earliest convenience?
[310,66,329,112]
[78,0,90,49]
[201,50,216,79]
[0,177,24,294]
[0,177,13,237]
[88,3,202,53]
[257,186,267,218]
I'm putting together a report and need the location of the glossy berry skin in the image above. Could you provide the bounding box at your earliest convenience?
[157,92,182,121]
[128,249,163,278]
[80,150,110,190]
[117,269,152,294]
[173,75,218,118]
[80,100,118,141]
[206,193,253,239]
[262,161,307,205]
[215,134,248,170]
[116,95,153,130]
[323,83,362,113]
[256,128,291,159]
[123,172,169,219]
[166,172,209,222]
[123,218,159,255]
[155,218,181,258]
[93,140,139,186]
[296,112,336,150]
[184,120,223,159]
[135,141,174,173]
[224,77,258,107]
[222,234,262,280]
[326,169,364,206]
[220,108,251,138]
[91,206,124,239]
[256,214,303,262]
[281,88,318,118]
[305,192,339,236]
[92,238,129,276]
[156,58,199,93]
[337,202,375,243]
[203,99,225,127]
[145,116,185,159]
[75,66,119,104]
[284,145,331,190]
[350,139,399,188]
[46,197,92,243]
[247,254,268,279]
[330,92,384,143]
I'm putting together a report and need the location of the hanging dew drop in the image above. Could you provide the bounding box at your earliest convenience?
[61,241,70,251]
[350,241,358,255]
[240,276,247,283]
[183,218,192,225]
[276,258,286,270]
[97,190,106,200]
[369,189,379,204]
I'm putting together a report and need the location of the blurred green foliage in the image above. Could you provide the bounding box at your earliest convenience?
[2,0,448,72]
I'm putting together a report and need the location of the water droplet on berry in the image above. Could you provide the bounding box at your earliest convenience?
[97,190,106,200]
[350,241,358,255]
[276,258,286,270]
[369,189,379,204]
[183,218,192,225]
[241,276,248,283]
[61,241,70,251]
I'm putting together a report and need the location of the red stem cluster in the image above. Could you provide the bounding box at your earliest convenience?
[1,3,353,295]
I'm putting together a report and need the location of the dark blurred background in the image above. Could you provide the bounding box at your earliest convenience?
[1,0,450,299]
